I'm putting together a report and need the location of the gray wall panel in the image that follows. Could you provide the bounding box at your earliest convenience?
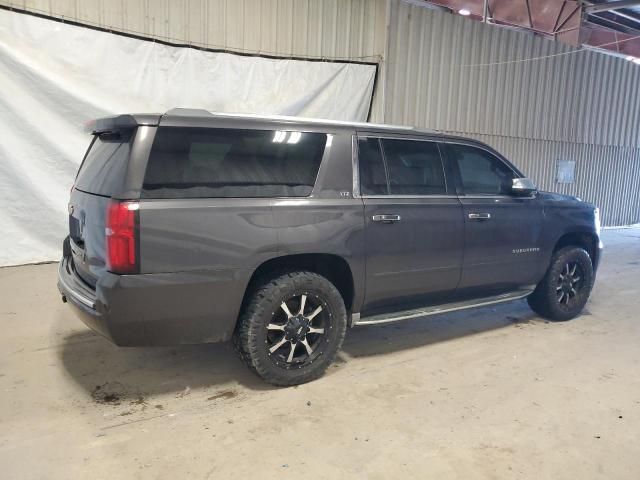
[8,0,386,61]
[385,1,640,148]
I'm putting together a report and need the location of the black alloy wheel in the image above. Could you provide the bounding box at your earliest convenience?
[266,292,331,368]
[555,261,585,308]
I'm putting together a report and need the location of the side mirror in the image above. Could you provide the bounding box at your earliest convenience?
[511,177,537,196]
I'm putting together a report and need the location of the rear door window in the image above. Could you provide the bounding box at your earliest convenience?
[75,130,134,196]
[380,139,446,195]
[142,127,327,198]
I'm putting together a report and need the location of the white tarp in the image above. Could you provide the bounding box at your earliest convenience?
[0,9,376,266]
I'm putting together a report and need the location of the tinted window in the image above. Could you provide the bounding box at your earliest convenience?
[358,138,388,195]
[142,127,327,198]
[448,144,515,195]
[381,139,446,195]
[75,130,133,196]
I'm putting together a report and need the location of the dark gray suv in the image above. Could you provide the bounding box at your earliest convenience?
[58,108,602,386]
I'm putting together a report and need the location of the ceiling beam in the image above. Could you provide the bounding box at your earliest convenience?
[584,1,640,14]
[592,10,640,28]
[589,11,640,32]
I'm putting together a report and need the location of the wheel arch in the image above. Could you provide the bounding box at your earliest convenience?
[552,230,599,268]
[241,253,356,313]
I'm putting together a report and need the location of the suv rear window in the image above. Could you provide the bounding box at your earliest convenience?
[75,130,134,196]
[142,127,327,198]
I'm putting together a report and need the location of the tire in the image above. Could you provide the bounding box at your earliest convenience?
[527,246,594,321]
[235,271,347,386]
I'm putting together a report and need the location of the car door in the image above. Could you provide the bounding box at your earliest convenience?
[442,141,544,293]
[357,134,464,313]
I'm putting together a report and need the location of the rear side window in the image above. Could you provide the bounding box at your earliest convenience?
[142,127,327,198]
[380,139,446,195]
[358,138,388,195]
[75,130,134,196]
[447,144,515,195]
[357,136,447,196]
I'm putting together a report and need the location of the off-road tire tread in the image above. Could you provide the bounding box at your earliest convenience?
[235,271,347,386]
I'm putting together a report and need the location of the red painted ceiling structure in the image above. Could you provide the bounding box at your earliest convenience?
[423,0,640,59]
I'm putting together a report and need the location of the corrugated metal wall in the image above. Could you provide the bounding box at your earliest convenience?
[386,2,640,148]
[385,1,640,226]
[2,0,639,225]
[3,0,386,60]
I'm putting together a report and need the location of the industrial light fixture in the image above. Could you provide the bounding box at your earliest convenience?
[458,8,471,16]
[273,130,303,143]
[326,134,333,147]
[273,130,286,143]
[287,131,302,144]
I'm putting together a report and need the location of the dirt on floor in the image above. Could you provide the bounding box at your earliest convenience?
[0,228,639,479]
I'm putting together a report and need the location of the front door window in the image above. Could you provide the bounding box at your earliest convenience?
[448,144,516,196]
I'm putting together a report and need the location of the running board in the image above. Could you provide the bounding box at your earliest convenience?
[352,288,534,326]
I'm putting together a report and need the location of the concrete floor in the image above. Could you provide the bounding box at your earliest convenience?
[0,228,639,479]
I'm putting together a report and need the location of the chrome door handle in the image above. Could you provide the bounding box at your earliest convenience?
[468,213,491,220]
[372,214,401,223]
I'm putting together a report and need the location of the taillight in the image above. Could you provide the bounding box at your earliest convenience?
[106,200,139,274]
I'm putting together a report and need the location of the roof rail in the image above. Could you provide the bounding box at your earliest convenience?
[161,107,439,133]
[164,108,213,117]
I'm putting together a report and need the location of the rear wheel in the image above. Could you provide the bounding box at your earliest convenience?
[236,271,347,386]
[527,246,594,321]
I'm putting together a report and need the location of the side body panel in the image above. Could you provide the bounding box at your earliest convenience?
[361,196,464,312]
[138,197,277,341]
[457,195,544,290]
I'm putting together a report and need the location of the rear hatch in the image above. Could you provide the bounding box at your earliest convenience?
[68,129,136,287]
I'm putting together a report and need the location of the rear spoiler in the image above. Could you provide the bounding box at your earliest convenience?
[84,114,161,134]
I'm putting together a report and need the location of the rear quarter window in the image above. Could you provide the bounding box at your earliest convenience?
[74,130,134,196]
[142,127,327,198]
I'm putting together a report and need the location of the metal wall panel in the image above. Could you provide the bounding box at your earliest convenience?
[385,1,640,148]
[386,1,640,226]
[4,0,386,61]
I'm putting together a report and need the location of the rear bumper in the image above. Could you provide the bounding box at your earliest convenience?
[57,257,247,346]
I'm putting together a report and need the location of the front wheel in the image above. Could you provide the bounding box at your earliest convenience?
[235,271,347,386]
[527,246,594,321]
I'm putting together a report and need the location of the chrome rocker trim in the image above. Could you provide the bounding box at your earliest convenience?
[353,287,535,326]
